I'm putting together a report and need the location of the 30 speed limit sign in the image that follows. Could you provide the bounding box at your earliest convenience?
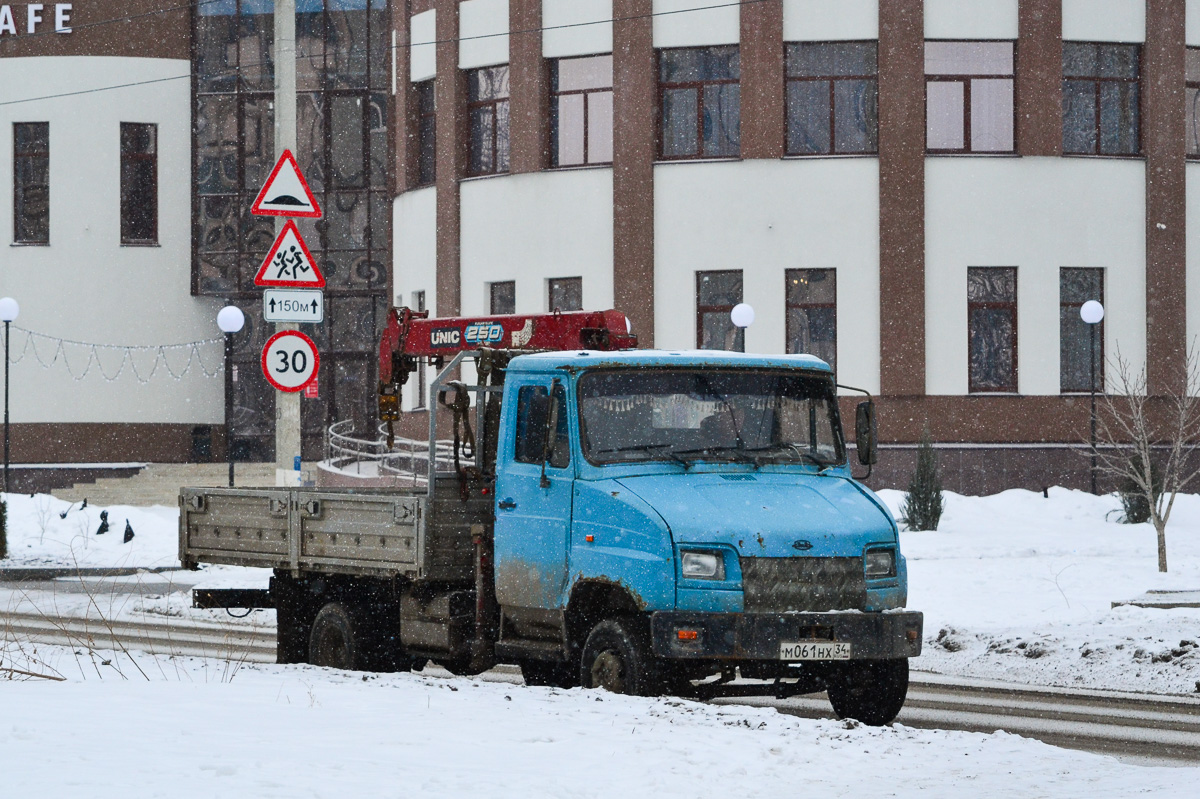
[261,330,320,392]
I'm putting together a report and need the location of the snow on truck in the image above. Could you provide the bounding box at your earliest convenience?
[180,307,923,725]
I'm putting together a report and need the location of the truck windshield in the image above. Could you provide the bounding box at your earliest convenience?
[578,369,844,468]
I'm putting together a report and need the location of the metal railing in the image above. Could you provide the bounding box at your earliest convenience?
[324,420,465,486]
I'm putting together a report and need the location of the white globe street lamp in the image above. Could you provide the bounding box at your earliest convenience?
[730,303,755,329]
[0,297,19,497]
[1081,300,1105,494]
[217,306,246,487]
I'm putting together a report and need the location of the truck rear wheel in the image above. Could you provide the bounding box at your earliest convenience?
[824,658,909,726]
[308,602,362,670]
[580,618,662,696]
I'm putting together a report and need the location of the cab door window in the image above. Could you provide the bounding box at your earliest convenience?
[514,383,570,468]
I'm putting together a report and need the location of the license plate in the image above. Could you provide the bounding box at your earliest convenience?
[779,641,852,661]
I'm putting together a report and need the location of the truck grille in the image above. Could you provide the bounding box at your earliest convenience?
[740,557,867,613]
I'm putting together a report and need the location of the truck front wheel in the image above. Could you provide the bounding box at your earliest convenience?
[824,658,909,726]
[308,601,362,670]
[580,618,662,696]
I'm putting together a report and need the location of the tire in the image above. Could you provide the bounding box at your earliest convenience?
[308,601,362,670]
[824,658,909,726]
[521,660,579,689]
[579,618,663,696]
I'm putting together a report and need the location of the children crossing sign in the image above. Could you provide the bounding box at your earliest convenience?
[251,149,322,218]
[254,220,326,288]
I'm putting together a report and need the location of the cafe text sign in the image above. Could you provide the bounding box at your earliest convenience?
[0,4,73,36]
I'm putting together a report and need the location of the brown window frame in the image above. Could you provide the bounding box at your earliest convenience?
[120,122,159,245]
[1059,268,1105,394]
[415,79,436,186]
[1062,41,1141,157]
[785,268,837,371]
[695,269,745,352]
[785,41,878,157]
[550,54,614,168]
[490,280,515,315]
[1187,47,1200,159]
[465,65,510,177]
[658,45,741,161]
[967,266,1018,394]
[413,289,427,408]
[548,276,583,312]
[924,40,1017,155]
[13,121,50,245]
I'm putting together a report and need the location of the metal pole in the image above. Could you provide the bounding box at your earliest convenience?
[1090,323,1098,495]
[225,331,235,487]
[274,0,301,487]
[3,320,9,495]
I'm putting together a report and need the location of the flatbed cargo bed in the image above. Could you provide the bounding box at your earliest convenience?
[179,480,489,582]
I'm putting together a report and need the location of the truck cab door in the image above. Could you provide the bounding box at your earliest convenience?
[494,379,574,612]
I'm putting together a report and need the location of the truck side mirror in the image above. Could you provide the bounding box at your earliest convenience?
[855,401,878,466]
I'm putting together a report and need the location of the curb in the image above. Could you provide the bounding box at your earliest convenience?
[0,566,188,582]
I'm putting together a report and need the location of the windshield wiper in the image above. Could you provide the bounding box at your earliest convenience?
[742,443,833,469]
[671,445,757,466]
[590,443,692,469]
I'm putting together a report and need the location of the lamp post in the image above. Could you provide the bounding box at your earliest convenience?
[0,297,19,496]
[1080,300,1105,495]
[217,305,246,488]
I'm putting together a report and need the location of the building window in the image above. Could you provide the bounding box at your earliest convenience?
[466,65,510,176]
[785,269,837,371]
[785,42,877,156]
[696,271,744,352]
[967,267,1017,393]
[120,123,158,244]
[13,122,49,244]
[412,290,427,408]
[1060,268,1104,393]
[1063,42,1140,156]
[1187,47,1200,158]
[416,79,436,185]
[490,281,515,315]
[925,41,1015,153]
[551,55,613,167]
[659,46,740,159]
[548,277,582,312]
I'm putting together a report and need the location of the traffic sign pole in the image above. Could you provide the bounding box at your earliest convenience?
[274,0,300,488]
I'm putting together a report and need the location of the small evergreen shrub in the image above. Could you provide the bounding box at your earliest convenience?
[1119,453,1162,524]
[902,428,946,531]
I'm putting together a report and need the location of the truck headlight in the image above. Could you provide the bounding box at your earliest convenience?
[681,551,725,580]
[864,549,896,578]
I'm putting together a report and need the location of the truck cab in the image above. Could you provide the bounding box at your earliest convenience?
[490,351,921,719]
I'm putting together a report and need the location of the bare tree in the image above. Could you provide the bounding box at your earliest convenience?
[1090,347,1200,572]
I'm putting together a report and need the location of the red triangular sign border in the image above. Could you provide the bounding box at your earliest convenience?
[254,220,327,288]
[251,149,322,218]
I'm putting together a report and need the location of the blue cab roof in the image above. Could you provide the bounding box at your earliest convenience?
[506,349,834,374]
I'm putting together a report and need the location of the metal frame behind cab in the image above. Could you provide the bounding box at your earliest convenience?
[426,349,488,497]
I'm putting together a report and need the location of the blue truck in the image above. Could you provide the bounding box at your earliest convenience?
[181,309,922,725]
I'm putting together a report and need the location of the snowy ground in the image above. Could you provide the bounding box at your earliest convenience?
[3,487,1200,694]
[1,644,1196,797]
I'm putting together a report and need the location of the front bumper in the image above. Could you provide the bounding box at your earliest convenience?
[650,610,923,661]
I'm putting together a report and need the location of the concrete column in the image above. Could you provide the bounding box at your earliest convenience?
[877,0,925,397]
[510,0,548,174]
[740,0,784,159]
[1144,0,1187,395]
[612,0,656,347]
[434,0,464,318]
